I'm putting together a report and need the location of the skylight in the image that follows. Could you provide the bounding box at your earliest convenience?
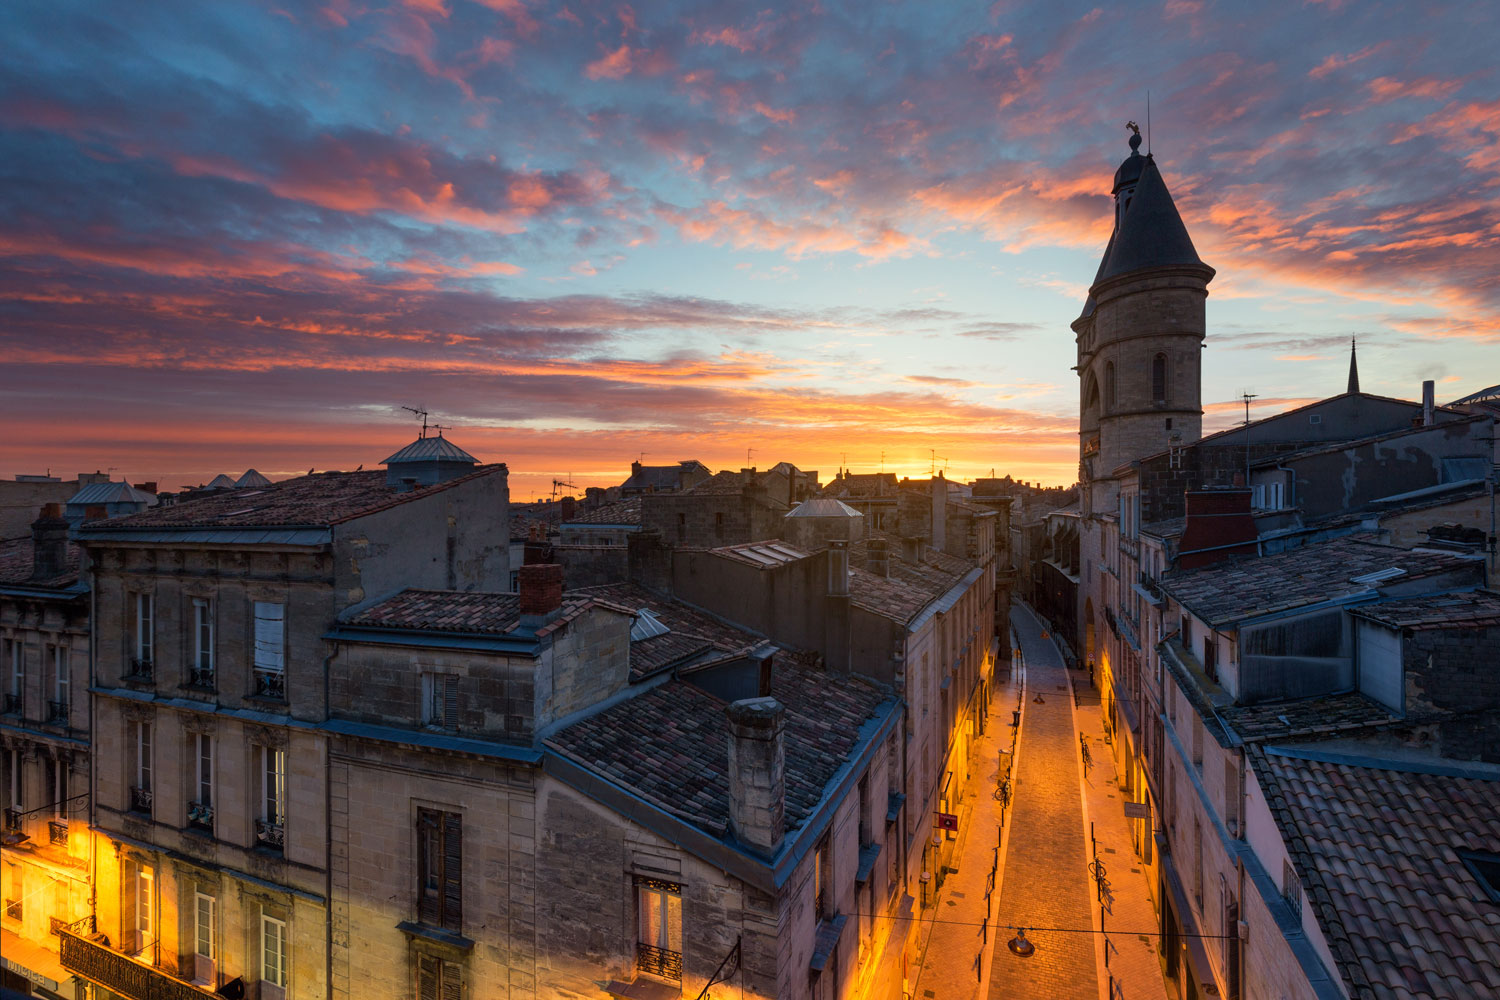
[1349,567,1406,585]
[1459,851,1500,904]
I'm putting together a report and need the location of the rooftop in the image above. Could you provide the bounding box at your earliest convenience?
[85,466,503,531]
[1158,537,1477,628]
[381,433,480,465]
[620,460,708,493]
[846,537,972,624]
[564,496,643,526]
[545,658,891,843]
[0,536,81,590]
[786,497,863,519]
[1350,590,1500,631]
[65,481,159,506]
[1094,157,1209,284]
[343,588,632,640]
[1221,691,1398,743]
[1252,747,1500,1000]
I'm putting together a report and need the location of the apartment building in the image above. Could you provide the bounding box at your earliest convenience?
[65,437,507,1000]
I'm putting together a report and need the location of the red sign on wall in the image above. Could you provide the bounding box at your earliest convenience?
[935,812,959,831]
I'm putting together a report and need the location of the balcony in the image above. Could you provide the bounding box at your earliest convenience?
[59,924,222,1000]
[48,699,69,724]
[186,666,215,690]
[4,899,19,921]
[2,807,19,833]
[49,820,69,845]
[129,785,153,814]
[255,818,285,850]
[125,657,154,682]
[253,668,285,700]
[636,942,682,982]
[187,801,214,831]
[1,692,18,715]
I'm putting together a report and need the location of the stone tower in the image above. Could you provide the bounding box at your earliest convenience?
[1072,130,1214,490]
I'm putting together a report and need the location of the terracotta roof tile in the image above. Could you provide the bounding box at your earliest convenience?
[565,496,643,526]
[89,466,504,530]
[1251,748,1500,1000]
[345,589,632,638]
[1350,590,1500,630]
[0,536,81,589]
[546,660,890,839]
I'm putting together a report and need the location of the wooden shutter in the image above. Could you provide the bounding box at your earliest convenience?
[441,961,462,1000]
[418,955,439,1000]
[442,812,463,930]
[442,676,458,729]
[417,810,440,926]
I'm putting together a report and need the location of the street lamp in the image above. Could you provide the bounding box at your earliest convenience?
[1007,928,1036,958]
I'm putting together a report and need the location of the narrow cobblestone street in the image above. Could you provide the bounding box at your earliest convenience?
[908,601,1172,1000]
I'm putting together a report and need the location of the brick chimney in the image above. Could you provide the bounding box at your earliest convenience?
[518,563,564,627]
[726,697,785,857]
[31,504,69,580]
[866,537,890,577]
[1422,380,1435,426]
[560,495,576,521]
[1176,489,1257,570]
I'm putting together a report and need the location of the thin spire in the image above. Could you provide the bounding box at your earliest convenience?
[1347,337,1360,394]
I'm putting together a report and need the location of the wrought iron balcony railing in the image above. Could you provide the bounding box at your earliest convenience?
[126,657,154,681]
[2,807,20,833]
[48,699,69,723]
[49,820,69,845]
[129,785,153,814]
[255,818,286,849]
[636,942,683,981]
[187,801,214,830]
[1,692,18,715]
[187,666,215,689]
[253,668,286,700]
[4,899,20,921]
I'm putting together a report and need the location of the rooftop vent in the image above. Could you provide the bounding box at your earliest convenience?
[630,608,671,642]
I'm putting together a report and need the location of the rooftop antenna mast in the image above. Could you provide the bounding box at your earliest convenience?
[1147,91,1152,155]
[401,405,430,438]
[1242,391,1258,486]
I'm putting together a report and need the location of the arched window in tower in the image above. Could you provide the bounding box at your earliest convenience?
[1152,353,1168,406]
[1104,362,1116,412]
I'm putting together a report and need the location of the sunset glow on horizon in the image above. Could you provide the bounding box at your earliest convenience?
[4,1,1497,501]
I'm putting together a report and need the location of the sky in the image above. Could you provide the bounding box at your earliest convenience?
[2,1,1497,500]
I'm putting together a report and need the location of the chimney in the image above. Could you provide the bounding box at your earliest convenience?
[827,539,849,597]
[866,537,890,577]
[824,541,851,674]
[134,481,157,495]
[31,504,69,580]
[725,697,786,857]
[1177,489,1257,570]
[631,460,641,477]
[1422,380,1435,426]
[560,496,576,521]
[518,563,564,626]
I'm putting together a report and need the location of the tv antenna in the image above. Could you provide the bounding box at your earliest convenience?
[401,405,430,438]
[430,422,450,438]
[746,447,755,466]
[550,476,577,501]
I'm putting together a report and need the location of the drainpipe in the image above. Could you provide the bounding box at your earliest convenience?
[324,643,338,999]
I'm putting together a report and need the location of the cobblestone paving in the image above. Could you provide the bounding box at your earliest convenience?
[987,605,1099,1000]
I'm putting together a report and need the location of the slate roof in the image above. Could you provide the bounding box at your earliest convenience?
[65,481,159,506]
[1251,747,1500,1000]
[545,659,890,840]
[1350,590,1500,631]
[344,588,632,639]
[564,496,642,526]
[1095,158,1210,283]
[1158,538,1477,628]
[786,497,863,518]
[0,536,82,589]
[87,466,503,531]
[381,434,480,465]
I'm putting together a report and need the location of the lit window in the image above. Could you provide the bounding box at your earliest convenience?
[261,912,287,993]
[635,877,682,981]
[194,891,217,984]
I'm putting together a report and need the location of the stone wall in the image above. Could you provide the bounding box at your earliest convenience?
[555,543,629,589]
[537,605,632,731]
[643,488,784,549]
[1404,624,1500,763]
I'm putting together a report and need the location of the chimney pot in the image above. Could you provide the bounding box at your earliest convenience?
[1422,380,1435,426]
[726,697,786,856]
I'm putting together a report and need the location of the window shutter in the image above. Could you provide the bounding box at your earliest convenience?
[418,955,439,1000]
[417,810,440,925]
[442,676,458,729]
[441,962,462,1000]
[442,812,463,930]
[254,603,285,670]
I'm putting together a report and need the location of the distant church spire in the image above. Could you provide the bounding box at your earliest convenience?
[1347,337,1360,394]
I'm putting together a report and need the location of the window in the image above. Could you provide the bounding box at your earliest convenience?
[190,733,213,829]
[4,862,21,922]
[814,836,830,919]
[418,954,462,1000]
[635,877,682,981]
[1104,361,1116,412]
[6,638,23,714]
[1458,851,1500,904]
[192,599,214,684]
[676,512,687,542]
[422,673,457,729]
[253,602,286,699]
[125,860,154,957]
[131,720,153,813]
[194,891,216,984]
[51,644,68,721]
[5,748,20,818]
[1203,635,1218,681]
[256,745,287,850]
[417,809,462,931]
[714,511,725,540]
[1152,352,1168,405]
[260,912,286,995]
[135,593,154,664]
[1281,859,1302,919]
[48,756,68,822]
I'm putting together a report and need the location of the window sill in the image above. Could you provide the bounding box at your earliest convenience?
[396,920,473,955]
[245,693,288,707]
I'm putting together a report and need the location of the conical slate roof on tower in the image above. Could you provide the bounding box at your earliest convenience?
[1096,158,1207,283]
